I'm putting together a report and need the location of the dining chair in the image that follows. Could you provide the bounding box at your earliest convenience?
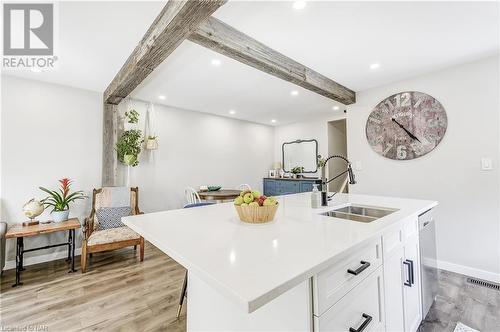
[177,202,215,318]
[238,184,252,191]
[184,187,201,206]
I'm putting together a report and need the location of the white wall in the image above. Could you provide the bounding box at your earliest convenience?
[0,77,274,268]
[116,100,275,212]
[274,57,500,282]
[273,115,345,178]
[1,75,102,263]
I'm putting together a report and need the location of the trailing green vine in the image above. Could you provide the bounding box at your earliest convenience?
[125,109,139,124]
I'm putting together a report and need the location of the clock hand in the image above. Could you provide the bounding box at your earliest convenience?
[391,118,421,143]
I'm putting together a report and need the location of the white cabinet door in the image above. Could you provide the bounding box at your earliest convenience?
[383,218,422,332]
[383,246,405,332]
[403,233,422,332]
[315,267,385,332]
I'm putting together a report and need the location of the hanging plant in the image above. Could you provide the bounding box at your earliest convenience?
[145,102,158,150]
[116,129,144,167]
[146,135,158,150]
[125,109,139,124]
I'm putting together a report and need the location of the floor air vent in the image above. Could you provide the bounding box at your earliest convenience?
[466,277,500,291]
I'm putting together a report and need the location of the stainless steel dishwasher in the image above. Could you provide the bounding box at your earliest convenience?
[419,209,438,319]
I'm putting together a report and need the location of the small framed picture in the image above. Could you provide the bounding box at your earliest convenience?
[268,170,276,178]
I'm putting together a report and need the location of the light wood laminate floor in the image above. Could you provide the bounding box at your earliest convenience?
[2,245,499,332]
[1,243,187,332]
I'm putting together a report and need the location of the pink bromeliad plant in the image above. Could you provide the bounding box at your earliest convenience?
[39,178,87,212]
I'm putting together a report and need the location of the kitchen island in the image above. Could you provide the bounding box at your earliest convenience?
[123,193,437,331]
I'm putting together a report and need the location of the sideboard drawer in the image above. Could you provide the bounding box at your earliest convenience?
[263,179,277,196]
[314,266,385,332]
[300,181,314,192]
[313,238,382,316]
[277,181,299,195]
[263,178,321,196]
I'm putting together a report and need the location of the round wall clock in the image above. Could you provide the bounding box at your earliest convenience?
[365,91,447,160]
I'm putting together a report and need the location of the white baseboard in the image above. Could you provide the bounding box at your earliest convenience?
[4,248,82,271]
[437,259,500,283]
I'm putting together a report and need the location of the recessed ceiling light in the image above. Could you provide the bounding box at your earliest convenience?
[31,67,41,73]
[211,59,221,66]
[271,119,277,123]
[290,90,299,96]
[229,109,236,115]
[292,1,306,10]
[158,95,166,100]
[332,106,340,111]
[370,63,380,70]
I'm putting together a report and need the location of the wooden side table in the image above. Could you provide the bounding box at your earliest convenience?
[6,218,81,287]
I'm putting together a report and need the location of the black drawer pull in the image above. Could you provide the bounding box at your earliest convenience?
[403,259,414,287]
[347,261,371,276]
[349,313,372,332]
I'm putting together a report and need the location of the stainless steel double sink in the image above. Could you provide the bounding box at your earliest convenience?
[321,204,398,223]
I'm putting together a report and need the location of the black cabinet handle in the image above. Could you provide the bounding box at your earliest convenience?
[347,261,371,276]
[349,313,373,332]
[408,259,414,285]
[403,259,414,287]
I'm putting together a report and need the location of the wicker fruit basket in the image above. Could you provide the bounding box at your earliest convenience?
[234,204,278,224]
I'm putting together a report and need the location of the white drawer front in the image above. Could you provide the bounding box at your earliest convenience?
[314,267,385,332]
[313,238,382,316]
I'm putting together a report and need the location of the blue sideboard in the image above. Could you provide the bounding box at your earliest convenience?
[263,178,322,196]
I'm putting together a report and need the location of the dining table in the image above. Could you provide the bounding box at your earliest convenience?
[198,189,241,203]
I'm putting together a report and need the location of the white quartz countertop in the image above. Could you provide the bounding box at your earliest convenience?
[123,193,437,313]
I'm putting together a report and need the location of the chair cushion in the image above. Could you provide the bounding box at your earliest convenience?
[87,226,140,246]
[96,207,131,230]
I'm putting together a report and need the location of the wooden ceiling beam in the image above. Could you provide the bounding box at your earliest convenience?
[104,0,227,105]
[188,17,356,105]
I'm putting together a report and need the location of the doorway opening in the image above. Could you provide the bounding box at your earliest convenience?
[327,119,349,193]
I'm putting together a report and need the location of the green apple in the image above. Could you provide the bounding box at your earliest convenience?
[243,192,254,204]
[251,190,261,199]
[263,197,278,206]
[240,190,251,197]
[240,203,249,207]
[234,196,244,206]
[249,201,259,207]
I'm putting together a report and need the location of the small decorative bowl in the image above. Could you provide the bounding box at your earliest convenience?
[208,186,221,191]
[234,204,278,224]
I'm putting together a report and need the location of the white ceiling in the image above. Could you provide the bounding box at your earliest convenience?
[2,1,164,92]
[3,1,499,126]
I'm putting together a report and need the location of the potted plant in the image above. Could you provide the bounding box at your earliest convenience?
[291,166,304,178]
[39,178,87,222]
[116,129,144,167]
[124,109,139,130]
[146,135,158,150]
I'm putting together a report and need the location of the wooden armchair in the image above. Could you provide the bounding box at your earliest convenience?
[81,187,144,273]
